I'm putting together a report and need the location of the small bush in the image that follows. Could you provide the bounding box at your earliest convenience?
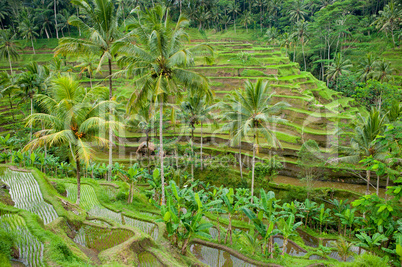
[116,191,127,201]
[54,183,66,196]
[339,253,390,267]
[0,229,13,259]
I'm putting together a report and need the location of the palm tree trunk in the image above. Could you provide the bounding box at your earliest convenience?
[385,175,389,200]
[302,42,306,71]
[239,142,243,179]
[8,57,13,75]
[30,97,33,141]
[251,135,256,203]
[8,93,14,120]
[191,127,194,181]
[200,122,203,170]
[44,28,50,39]
[76,157,81,205]
[366,170,370,195]
[54,0,59,39]
[160,101,165,205]
[376,173,379,196]
[31,38,35,55]
[107,58,113,181]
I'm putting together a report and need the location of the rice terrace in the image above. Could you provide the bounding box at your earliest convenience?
[0,0,401,266]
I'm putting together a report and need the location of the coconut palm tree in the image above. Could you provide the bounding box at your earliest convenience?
[222,80,286,202]
[333,108,387,195]
[114,5,212,205]
[372,60,394,83]
[55,0,121,181]
[358,53,377,82]
[0,29,21,74]
[0,72,17,120]
[288,0,308,22]
[75,54,98,89]
[326,53,352,89]
[240,11,253,32]
[23,75,121,204]
[179,94,214,178]
[295,19,308,71]
[18,17,39,54]
[127,101,157,158]
[372,0,402,47]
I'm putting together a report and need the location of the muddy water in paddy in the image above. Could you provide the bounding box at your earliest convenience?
[273,175,386,198]
[190,244,256,267]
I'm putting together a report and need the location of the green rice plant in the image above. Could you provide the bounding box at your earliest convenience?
[0,214,44,266]
[1,170,58,225]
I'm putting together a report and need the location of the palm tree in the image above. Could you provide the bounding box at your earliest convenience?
[288,0,308,22]
[23,75,121,204]
[18,17,39,54]
[35,9,54,39]
[326,53,352,89]
[221,80,286,202]
[55,0,121,181]
[0,72,17,120]
[372,0,402,47]
[0,29,20,74]
[358,53,377,82]
[240,11,253,32]
[295,19,308,71]
[333,108,387,195]
[75,54,98,89]
[179,94,214,178]
[333,237,354,261]
[16,62,51,140]
[115,5,212,205]
[278,214,303,256]
[127,101,157,158]
[228,1,239,33]
[280,32,292,57]
[372,60,394,83]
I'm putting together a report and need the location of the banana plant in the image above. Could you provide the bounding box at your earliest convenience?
[356,232,388,255]
[277,214,303,256]
[240,229,263,256]
[59,162,70,178]
[314,204,332,235]
[302,198,318,229]
[146,168,162,203]
[98,163,108,180]
[221,187,245,245]
[0,134,11,152]
[125,164,145,203]
[208,186,225,242]
[330,198,349,234]
[0,152,11,163]
[335,208,358,238]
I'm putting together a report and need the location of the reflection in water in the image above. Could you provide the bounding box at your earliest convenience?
[124,216,159,240]
[273,176,386,198]
[190,244,256,267]
[273,237,306,257]
[297,229,319,247]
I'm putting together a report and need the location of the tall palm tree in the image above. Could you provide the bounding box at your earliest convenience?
[221,80,286,202]
[288,0,307,23]
[372,0,402,47]
[0,29,20,74]
[114,5,212,205]
[0,72,17,120]
[240,11,253,32]
[179,94,214,178]
[16,62,51,140]
[75,54,98,89]
[372,60,394,83]
[18,17,39,54]
[333,108,387,195]
[358,53,377,82]
[127,101,157,158]
[280,32,292,57]
[55,0,121,181]
[326,53,352,89]
[295,19,308,71]
[24,75,121,204]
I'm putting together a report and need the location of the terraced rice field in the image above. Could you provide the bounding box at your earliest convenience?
[138,251,162,267]
[65,183,158,239]
[0,214,44,267]
[1,170,58,225]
